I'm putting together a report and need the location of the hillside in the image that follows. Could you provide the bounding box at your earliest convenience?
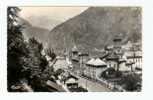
[18,17,50,46]
[48,7,141,52]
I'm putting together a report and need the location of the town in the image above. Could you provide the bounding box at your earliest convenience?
[7,7,142,92]
[41,35,142,92]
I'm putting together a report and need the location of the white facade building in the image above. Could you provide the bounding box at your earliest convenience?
[84,58,107,79]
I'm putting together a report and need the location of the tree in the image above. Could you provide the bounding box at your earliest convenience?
[7,7,29,91]
[21,38,46,80]
[120,73,141,91]
[45,48,56,61]
[54,69,65,79]
[21,37,58,91]
[7,7,56,92]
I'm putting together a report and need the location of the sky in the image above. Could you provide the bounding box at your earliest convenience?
[19,7,88,30]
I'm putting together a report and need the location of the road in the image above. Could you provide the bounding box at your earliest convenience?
[68,71,111,92]
[76,75,111,92]
[54,58,112,92]
[78,77,111,92]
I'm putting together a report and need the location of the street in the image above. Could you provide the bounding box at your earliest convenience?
[77,75,111,92]
[55,58,112,92]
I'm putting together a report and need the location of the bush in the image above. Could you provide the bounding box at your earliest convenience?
[119,73,141,91]
[101,67,122,79]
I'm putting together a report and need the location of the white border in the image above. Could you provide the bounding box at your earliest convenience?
[0,0,153,100]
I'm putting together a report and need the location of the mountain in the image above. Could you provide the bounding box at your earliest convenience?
[48,7,141,52]
[18,17,50,46]
[22,15,62,30]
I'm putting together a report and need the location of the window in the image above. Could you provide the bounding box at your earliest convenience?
[114,64,116,68]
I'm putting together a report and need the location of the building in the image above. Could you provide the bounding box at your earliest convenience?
[104,35,132,72]
[71,57,80,75]
[84,58,107,79]
[53,58,69,71]
[126,55,142,71]
[105,52,130,72]
[71,45,79,58]
[78,51,89,63]
[70,46,90,75]
[113,34,122,49]
[64,75,79,89]
[69,46,80,74]
[78,51,89,74]
[123,41,142,71]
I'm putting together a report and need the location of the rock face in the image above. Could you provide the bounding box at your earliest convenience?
[48,7,141,52]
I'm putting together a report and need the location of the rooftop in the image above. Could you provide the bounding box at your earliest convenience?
[86,58,107,67]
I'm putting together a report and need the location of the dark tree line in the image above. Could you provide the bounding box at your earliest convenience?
[7,7,28,89]
[7,7,56,92]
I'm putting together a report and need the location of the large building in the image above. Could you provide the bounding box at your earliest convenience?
[104,39,142,72]
[104,35,129,72]
[70,46,89,75]
[123,41,142,71]
[84,58,107,79]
